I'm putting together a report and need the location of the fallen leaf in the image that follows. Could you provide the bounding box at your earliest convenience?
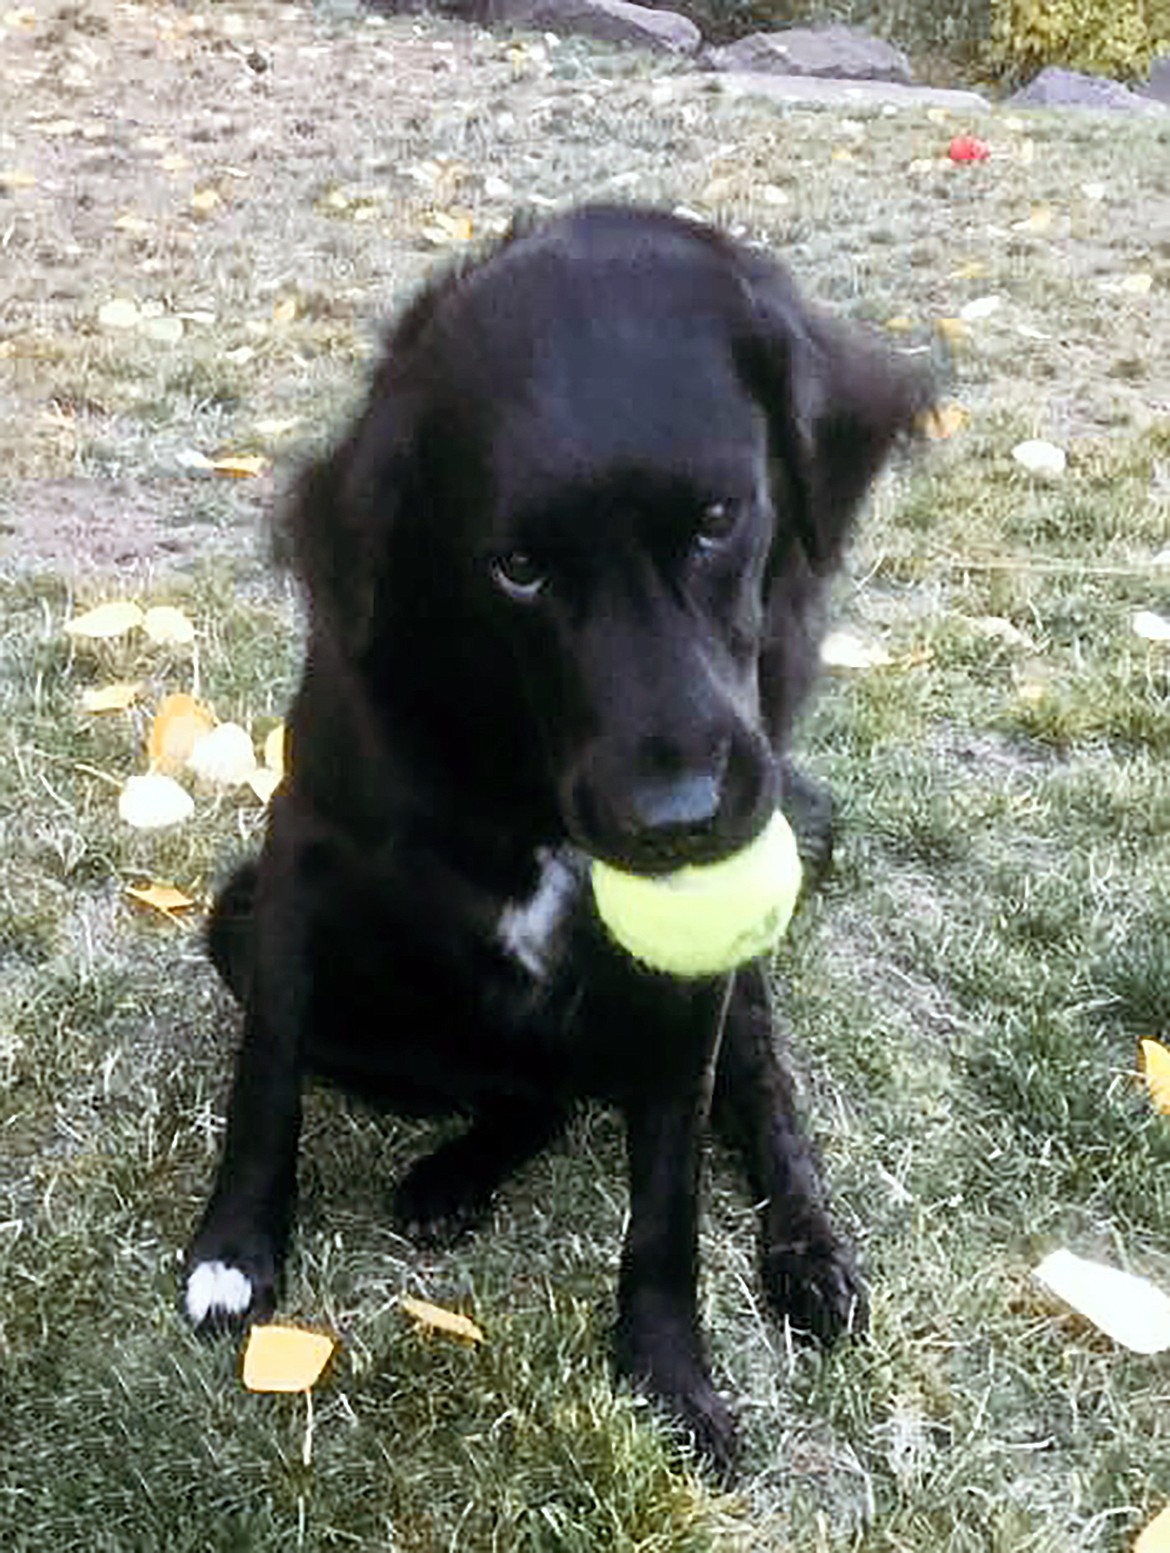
[1135,1505,1170,1553]
[253,416,300,438]
[1117,273,1154,297]
[934,317,971,346]
[4,8,38,28]
[1081,181,1107,202]
[140,315,184,345]
[0,168,37,189]
[820,630,892,671]
[959,294,1002,322]
[247,767,282,804]
[263,722,286,779]
[1012,204,1054,233]
[401,1296,485,1345]
[884,315,915,332]
[1132,611,1170,643]
[81,681,141,713]
[97,298,141,330]
[149,693,217,771]
[158,151,190,174]
[1155,547,1170,569]
[421,210,474,246]
[211,454,268,479]
[242,1325,336,1392]
[40,118,79,137]
[118,772,195,830]
[125,880,197,917]
[188,722,258,786]
[114,213,153,235]
[272,296,298,326]
[190,186,221,214]
[65,600,145,639]
[949,260,989,280]
[142,604,196,645]
[1141,1040,1170,1116]
[1012,439,1067,477]
[1033,1248,1170,1354]
[920,402,968,440]
[1013,659,1057,704]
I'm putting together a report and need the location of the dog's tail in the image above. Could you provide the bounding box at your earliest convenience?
[206,862,259,1005]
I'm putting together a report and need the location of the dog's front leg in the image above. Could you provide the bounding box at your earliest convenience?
[184,818,312,1330]
[613,984,736,1475]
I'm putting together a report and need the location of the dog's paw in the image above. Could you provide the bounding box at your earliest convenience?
[613,1321,739,1479]
[183,1255,275,1332]
[392,1154,494,1247]
[761,1234,868,1346]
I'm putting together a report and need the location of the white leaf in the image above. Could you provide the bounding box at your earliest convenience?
[65,601,145,639]
[1035,1249,1170,1353]
[118,772,195,830]
[97,297,141,330]
[820,630,892,671]
[1012,439,1066,477]
[142,605,196,645]
[188,722,258,786]
[959,294,1002,322]
[1132,610,1170,643]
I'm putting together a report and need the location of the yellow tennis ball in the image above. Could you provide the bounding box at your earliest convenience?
[591,810,802,978]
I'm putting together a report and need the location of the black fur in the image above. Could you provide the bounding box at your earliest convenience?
[186,204,930,1473]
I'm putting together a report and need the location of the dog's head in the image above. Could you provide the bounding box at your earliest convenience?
[288,206,930,872]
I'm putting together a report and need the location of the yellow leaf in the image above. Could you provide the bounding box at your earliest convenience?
[211,454,269,479]
[190,187,221,214]
[65,600,145,639]
[242,1325,336,1392]
[1140,1040,1170,1117]
[187,722,258,786]
[948,260,989,281]
[4,8,38,29]
[934,317,971,346]
[81,681,141,713]
[0,168,37,189]
[272,296,298,325]
[919,402,968,440]
[149,693,217,772]
[118,772,194,830]
[125,881,197,917]
[401,1296,485,1345]
[883,315,915,333]
[1136,1505,1170,1553]
[114,213,153,235]
[421,210,474,246]
[142,604,196,645]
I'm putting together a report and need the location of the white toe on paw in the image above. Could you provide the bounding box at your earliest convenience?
[185,1260,254,1325]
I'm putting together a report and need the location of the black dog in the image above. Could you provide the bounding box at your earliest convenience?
[184,204,928,1471]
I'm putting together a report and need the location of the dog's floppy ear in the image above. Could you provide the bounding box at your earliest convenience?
[279,403,405,659]
[735,252,933,571]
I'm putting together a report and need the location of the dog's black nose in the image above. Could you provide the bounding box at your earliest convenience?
[629,772,722,835]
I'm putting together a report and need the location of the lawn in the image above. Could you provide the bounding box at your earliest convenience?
[1,2,1168,1549]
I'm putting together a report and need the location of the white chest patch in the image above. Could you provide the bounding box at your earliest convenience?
[498,847,586,982]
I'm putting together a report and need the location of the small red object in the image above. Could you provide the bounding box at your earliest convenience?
[948,135,990,163]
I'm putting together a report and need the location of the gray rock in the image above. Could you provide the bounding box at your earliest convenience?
[484,0,700,54]
[1143,55,1170,104]
[1008,65,1167,114]
[710,71,988,113]
[703,24,913,84]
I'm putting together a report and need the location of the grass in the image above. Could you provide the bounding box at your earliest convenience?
[2,1,1169,1548]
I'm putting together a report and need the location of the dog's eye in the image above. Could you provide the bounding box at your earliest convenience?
[490,550,547,602]
[694,500,739,550]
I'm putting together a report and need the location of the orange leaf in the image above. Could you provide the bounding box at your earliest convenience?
[149,693,216,772]
[919,402,968,440]
[242,1325,336,1392]
[211,454,268,479]
[401,1297,485,1345]
[125,881,197,917]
